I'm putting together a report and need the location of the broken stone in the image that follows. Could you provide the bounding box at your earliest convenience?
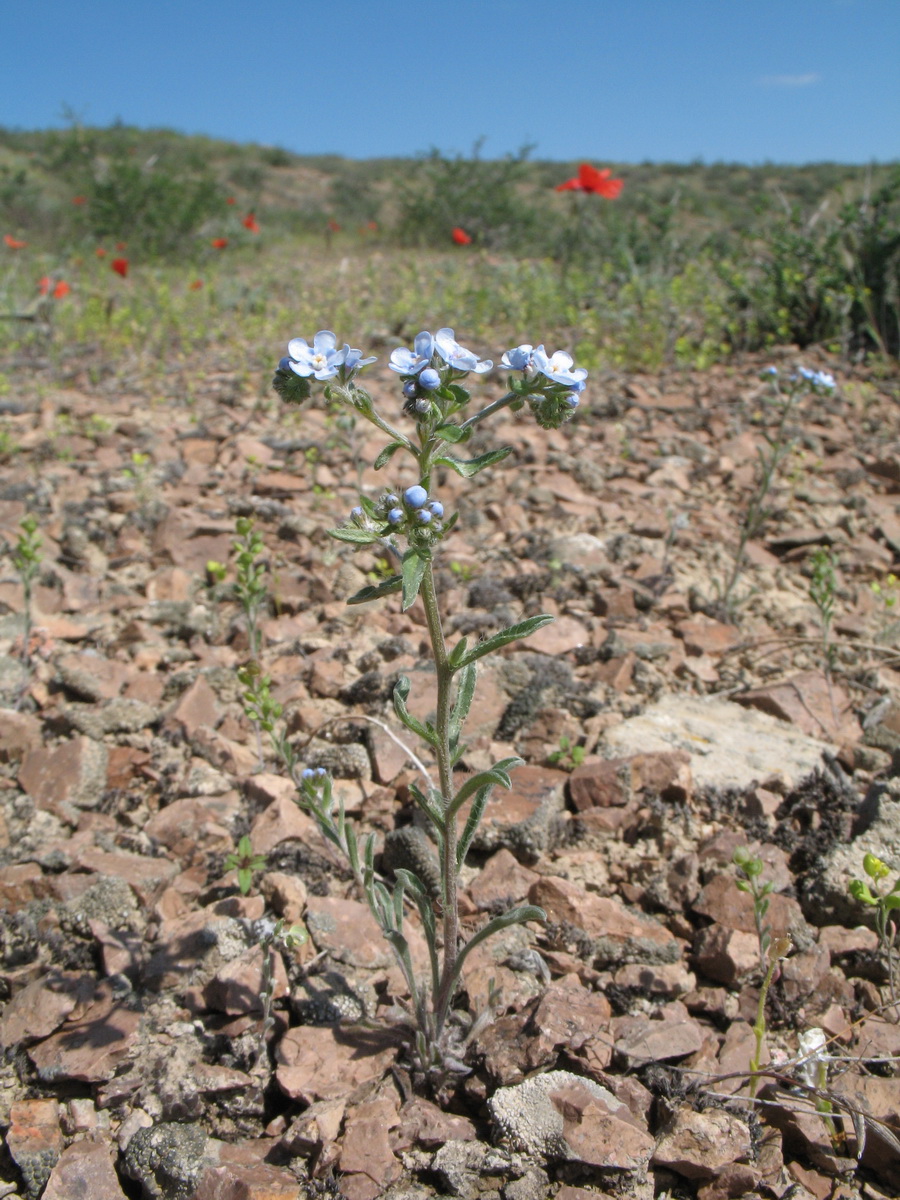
[652,1105,752,1180]
[42,1137,128,1200]
[18,735,108,814]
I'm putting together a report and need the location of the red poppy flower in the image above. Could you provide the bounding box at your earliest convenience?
[71,196,87,206]
[52,280,70,299]
[115,241,127,250]
[96,247,107,257]
[189,279,204,291]
[211,237,229,249]
[327,219,341,233]
[367,220,378,231]
[451,226,472,245]
[38,276,50,295]
[226,196,236,205]
[555,163,623,198]
[242,212,260,233]
[111,257,129,277]
[4,234,27,249]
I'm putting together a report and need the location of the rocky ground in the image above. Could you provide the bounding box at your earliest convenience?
[0,341,899,1200]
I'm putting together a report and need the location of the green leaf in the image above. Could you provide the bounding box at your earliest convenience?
[408,782,446,834]
[448,637,469,668]
[434,446,513,478]
[346,575,403,605]
[448,756,523,821]
[401,547,427,610]
[329,526,380,545]
[393,676,437,746]
[449,662,477,739]
[374,441,405,470]
[457,614,555,666]
[393,869,440,997]
[457,785,490,867]
[435,423,467,444]
[452,906,547,984]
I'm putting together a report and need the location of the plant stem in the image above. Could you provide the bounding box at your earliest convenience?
[458,391,516,432]
[419,560,459,1042]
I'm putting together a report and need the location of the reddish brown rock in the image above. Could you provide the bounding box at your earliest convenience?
[18,734,108,814]
[165,674,220,738]
[569,749,692,810]
[275,1024,398,1103]
[0,971,96,1046]
[652,1106,752,1180]
[396,1097,477,1150]
[613,1003,705,1068]
[467,847,540,910]
[249,795,317,855]
[203,944,289,1015]
[6,1098,64,1196]
[43,1137,129,1200]
[734,670,861,744]
[339,1093,402,1200]
[529,976,613,1073]
[549,1079,655,1170]
[193,1139,302,1200]
[528,874,676,959]
[693,923,760,986]
[0,707,42,762]
[692,872,806,939]
[28,983,142,1083]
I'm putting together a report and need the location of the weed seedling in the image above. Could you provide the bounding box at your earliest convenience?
[547,735,586,771]
[12,514,42,666]
[224,834,267,896]
[849,851,900,1010]
[808,545,839,671]
[734,846,792,1097]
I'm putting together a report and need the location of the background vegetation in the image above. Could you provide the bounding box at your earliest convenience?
[1,121,898,373]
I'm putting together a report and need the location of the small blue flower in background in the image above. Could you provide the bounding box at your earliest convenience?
[404,485,428,509]
[531,345,589,388]
[389,331,435,375]
[435,328,492,374]
[419,368,441,390]
[501,344,534,371]
[797,366,836,390]
[761,365,778,377]
[287,330,346,380]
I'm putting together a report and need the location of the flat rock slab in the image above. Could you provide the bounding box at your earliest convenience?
[602,693,833,791]
[275,1024,399,1104]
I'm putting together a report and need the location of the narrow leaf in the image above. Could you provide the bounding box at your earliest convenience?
[435,423,466,444]
[448,637,470,669]
[458,614,555,666]
[346,574,403,605]
[393,676,437,745]
[394,868,440,998]
[401,548,427,611]
[448,756,523,820]
[452,906,547,983]
[374,440,404,470]
[329,526,380,545]
[456,784,490,868]
[449,662,477,739]
[408,781,445,834]
[434,446,513,478]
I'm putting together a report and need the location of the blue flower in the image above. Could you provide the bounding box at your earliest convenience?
[761,365,778,377]
[404,485,428,509]
[501,344,534,371]
[531,345,588,388]
[797,366,835,390]
[419,368,441,390]
[427,500,444,518]
[287,331,345,380]
[341,346,377,373]
[434,328,492,374]
[415,509,432,524]
[387,508,404,525]
[389,331,434,375]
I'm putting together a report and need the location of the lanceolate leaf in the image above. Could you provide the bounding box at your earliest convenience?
[330,525,381,545]
[456,784,490,868]
[448,757,522,821]
[435,423,468,444]
[434,446,513,478]
[452,906,546,984]
[393,676,437,746]
[457,614,555,666]
[393,869,440,997]
[346,575,403,605]
[374,440,405,470]
[401,547,427,611]
[449,662,477,739]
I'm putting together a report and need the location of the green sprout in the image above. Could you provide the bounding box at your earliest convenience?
[808,546,839,671]
[547,735,586,771]
[224,834,268,896]
[12,514,42,665]
[734,847,792,1098]
[849,851,900,1009]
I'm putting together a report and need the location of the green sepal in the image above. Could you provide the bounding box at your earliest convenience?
[401,547,427,610]
[434,446,513,478]
[374,441,405,470]
[346,575,403,605]
[330,526,381,545]
[456,614,555,666]
[393,676,438,746]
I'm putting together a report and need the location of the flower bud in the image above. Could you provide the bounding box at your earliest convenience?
[404,485,428,509]
[419,368,441,390]
[416,509,432,524]
[387,508,404,525]
[402,380,418,399]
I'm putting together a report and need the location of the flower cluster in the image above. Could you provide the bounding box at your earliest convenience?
[761,364,836,392]
[389,328,492,379]
[500,343,587,428]
[350,486,447,538]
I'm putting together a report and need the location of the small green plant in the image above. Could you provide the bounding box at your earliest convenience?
[808,546,839,671]
[123,450,154,508]
[718,365,835,615]
[224,834,267,896]
[449,560,476,583]
[205,559,227,585]
[733,846,792,1098]
[849,851,900,1009]
[255,917,307,1070]
[547,735,586,771]
[12,514,42,665]
[232,518,271,769]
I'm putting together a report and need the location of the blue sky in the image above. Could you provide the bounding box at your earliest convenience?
[2,0,898,163]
